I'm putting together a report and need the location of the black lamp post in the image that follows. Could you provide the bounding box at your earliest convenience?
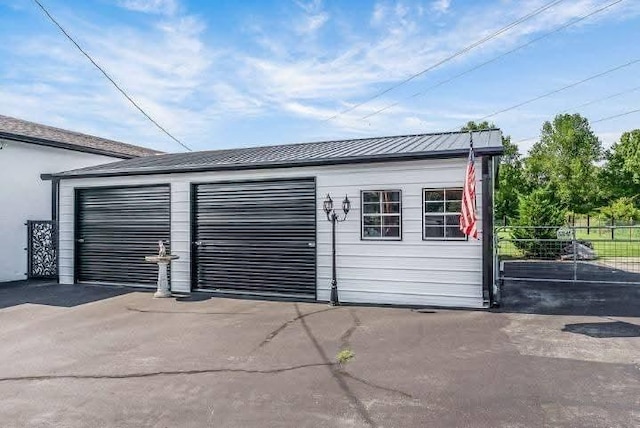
[323,193,350,306]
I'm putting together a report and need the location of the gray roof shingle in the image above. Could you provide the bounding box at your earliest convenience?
[54,129,503,178]
[0,115,162,158]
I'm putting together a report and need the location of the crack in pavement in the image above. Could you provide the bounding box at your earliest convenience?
[0,363,333,383]
[295,303,377,428]
[126,307,252,315]
[338,370,415,399]
[340,308,362,349]
[254,306,336,350]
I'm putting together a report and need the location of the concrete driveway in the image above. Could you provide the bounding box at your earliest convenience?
[0,282,638,428]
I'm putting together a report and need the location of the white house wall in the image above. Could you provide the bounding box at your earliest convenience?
[58,157,485,308]
[0,139,121,282]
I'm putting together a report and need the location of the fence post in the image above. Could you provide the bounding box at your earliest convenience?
[611,217,615,240]
[587,215,590,235]
[503,215,507,227]
[572,226,577,282]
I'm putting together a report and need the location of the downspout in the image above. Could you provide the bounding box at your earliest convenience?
[41,173,60,282]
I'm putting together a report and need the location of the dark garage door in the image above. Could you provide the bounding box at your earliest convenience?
[75,185,171,285]
[193,178,316,299]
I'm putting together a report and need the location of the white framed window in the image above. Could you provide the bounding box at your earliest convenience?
[361,190,402,240]
[423,188,467,240]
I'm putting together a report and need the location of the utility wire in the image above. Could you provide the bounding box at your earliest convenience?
[323,0,567,122]
[361,0,625,121]
[514,86,640,144]
[466,57,640,128]
[516,107,640,144]
[592,108,640,124]
[559,84,640,114]
[32,0,192,152]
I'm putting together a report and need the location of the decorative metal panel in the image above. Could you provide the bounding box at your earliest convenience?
[27,220,57,278]
[75,185,171,286]
[193,178,316,299]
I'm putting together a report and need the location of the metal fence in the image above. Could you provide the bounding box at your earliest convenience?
[496,225,640,285]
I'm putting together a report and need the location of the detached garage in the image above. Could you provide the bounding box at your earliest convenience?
[52,130,503,308]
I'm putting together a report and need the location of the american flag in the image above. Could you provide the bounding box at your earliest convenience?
[459,136,478,239]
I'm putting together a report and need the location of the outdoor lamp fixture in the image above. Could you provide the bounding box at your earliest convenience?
[323,193,350,306]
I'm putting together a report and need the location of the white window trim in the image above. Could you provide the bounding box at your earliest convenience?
[361,190,402,241]
[423,187,468,241]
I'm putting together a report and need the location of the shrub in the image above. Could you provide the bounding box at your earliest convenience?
[512,188,566,258]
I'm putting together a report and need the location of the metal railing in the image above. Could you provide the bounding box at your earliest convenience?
[495,225,640,285]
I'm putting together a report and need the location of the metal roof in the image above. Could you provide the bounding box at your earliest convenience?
[53,129,503,178]
[0,115,163,159]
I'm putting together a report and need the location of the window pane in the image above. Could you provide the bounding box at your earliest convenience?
[363,226,381,237]
[363,203,380,214]
[381,191,400,202]
[446,189,463,200]
[382,202,400,214]
[446,226,465,239]
[364,216,381,226]
[424,226,444,238]
[383,215,400,226]
[362,192,380,203]
[424,190,444,201]
[425,202,444,213]
[424,216,444,227]
[445,201,461,213]
[445,215,460,227]
[382,226,400,237]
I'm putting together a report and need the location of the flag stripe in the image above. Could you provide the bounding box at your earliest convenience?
[460,143,478,239]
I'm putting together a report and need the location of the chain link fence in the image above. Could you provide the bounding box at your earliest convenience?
[496,225,640,285]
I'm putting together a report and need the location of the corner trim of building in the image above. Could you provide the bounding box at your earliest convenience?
[481,156,494,306]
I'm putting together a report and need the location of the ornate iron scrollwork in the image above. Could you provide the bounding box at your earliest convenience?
[27,220,57,278]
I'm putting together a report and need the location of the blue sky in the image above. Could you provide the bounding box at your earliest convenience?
[0,0,639,154]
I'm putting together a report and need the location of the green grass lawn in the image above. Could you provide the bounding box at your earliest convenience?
[496,227,640,258]
[575,229,640,258]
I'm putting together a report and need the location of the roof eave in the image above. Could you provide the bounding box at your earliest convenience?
[0,131,141,159]
[53,146,504,180]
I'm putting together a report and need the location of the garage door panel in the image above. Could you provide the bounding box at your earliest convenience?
[76,185,171,286]
[193,178,316,298]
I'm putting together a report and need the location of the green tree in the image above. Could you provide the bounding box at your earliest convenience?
[460,121,524,221]
[599,130,640,204]
[512,187,566,257]
[523,114,603,214]
[461,120,495,132]
[599,197,640,224]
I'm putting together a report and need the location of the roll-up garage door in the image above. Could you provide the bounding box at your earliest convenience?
[193,178,316,299]
[75,185,171,286]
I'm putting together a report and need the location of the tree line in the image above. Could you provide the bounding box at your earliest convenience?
[464,115,640,227]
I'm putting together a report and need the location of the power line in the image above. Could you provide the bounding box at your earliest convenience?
[514,86,640,144]
[32,0,192,152]
[560,84,640,114]
[361,0,625,121]
[323,0,567,122]
[592,108,640,124]
[468,57,640,127]
[516,107,640,144]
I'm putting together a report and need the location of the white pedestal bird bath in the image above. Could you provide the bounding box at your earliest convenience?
[145,241,179,298]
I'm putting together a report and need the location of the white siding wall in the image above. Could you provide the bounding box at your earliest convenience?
[0,139,120,282]
[58,157,485,308]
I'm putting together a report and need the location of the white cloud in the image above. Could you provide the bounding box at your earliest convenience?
[431,0,451,14]
[118,0,178,16]
[293,0,329,35]
[2,0,639,151]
